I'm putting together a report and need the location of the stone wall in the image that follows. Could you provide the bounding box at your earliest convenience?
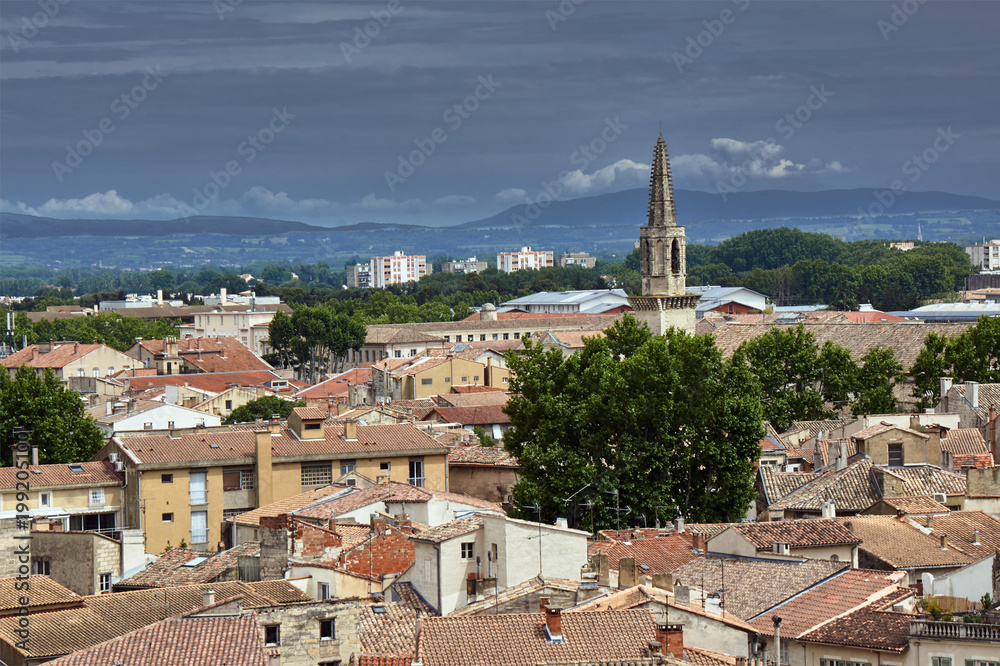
[30,531,124,596]
[254,598,363,666]
[448,466,517,505]
[340,518,413,578]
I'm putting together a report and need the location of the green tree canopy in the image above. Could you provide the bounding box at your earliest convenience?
[852,346,905,416]
[502,316,763,531]
[222,395,303,425]
[0,366,107,465]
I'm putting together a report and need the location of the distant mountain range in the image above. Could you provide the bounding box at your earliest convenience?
[3,188,997,240]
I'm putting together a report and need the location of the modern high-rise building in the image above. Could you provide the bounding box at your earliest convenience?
[441,257,488,274]
[369,251,429,288]
[965,240,1000,271]
[496,246,553,273]
[627,133,699,334]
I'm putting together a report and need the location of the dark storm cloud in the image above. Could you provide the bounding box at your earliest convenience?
[1,1,997,225]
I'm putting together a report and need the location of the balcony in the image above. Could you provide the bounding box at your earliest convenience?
[910,619,1000,642]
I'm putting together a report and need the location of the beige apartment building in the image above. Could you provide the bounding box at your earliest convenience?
[2,342,138,380]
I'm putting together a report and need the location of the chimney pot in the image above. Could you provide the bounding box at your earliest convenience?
[543,603,563,639]
[202,588,215,606]
[344,419,358,441]
[940,534,947,549]
[31,446,39,467]
[966,380,980,409]
[973,529,980,544]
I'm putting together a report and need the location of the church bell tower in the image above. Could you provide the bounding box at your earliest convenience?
[628,133,700,334]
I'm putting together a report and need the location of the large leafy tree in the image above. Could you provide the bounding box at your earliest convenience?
[502,316,763,530]
[268,306,366,383]
[852,346,905,416]
[945,315,1000,384]
[0,366,107,466]
[731,325,859,431]
[910,331,950,409]
[223,396,303,425]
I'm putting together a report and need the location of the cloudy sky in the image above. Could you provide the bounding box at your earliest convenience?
[1,1,997,226]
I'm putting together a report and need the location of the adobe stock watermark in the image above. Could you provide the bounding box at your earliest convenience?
[341,0,408,63]
[12,428,33,653]
[181,107,296,217]
[857,127,960,223]
[6,0,71,53]
[672,0,751,74]
[716,84,833,201]
[546,0,586,31]
[384,75,501,192]
[878,0,929,41]
[51,66,169,183]
[213,0,244,20]
[510,116,627,227]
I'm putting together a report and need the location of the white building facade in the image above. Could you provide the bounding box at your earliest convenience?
[965,239,1000,271]
[496,247,554,273]
[370,251,429,288]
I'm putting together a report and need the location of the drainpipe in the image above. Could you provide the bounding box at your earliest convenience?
[772,616,782,666]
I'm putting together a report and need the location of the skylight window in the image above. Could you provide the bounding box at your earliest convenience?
[182,557,209,567]
[68,464,85,473]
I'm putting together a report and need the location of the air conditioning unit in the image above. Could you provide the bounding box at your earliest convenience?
[109,452,118,464]
[933,493,947,504]
[114,461,125,473]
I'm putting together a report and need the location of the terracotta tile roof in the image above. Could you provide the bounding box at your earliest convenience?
[684,524,733,540]
[365,327,445,345]
[447,576,582,617]
[359,600,432,657]
[43,614,267,666]
[953,452,995,469]
[116,422,447,466]
[799,588,915,652]
[942,428,989,455]
[230,485,343,527]
[876,495,950,515]
[0,580,310,660]
[416,609,658,666]
[125,370,303,394]
[424,404,510,426]
[810,438,858,468]
[757,467,820,506]
[588,532,702,574]
[385,314,622,336]
[357,655,415,666]
[113,367,158,378]
[784,419,855,442]
[135,337,274,373]
[115,542,260,588]
[295,368,372,399]
[711,322,974,369]
[725,519,861,550]
[450,383,509,394]
[881,465,967,496]
[685,647,739,666]
[448,445,518,468]
[911,510,1000,561]
[0,461,120,490]
[671,557,849,620]
[291,406,327,420]
[835,515,974,569]
[2,342,110,369]
[0,576,83,615]
[292,483,503,523]
[391,399,438,419]
[749,569,906,639]
[435,392,511,408]
[411,515,483,543]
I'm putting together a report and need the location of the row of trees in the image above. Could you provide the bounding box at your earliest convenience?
[911,315,1000,408]
[267,308,367,384]
[2,310,180,352]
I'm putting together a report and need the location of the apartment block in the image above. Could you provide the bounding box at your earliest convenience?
[496,246,553,273]
[441,257,488,274]
[556,252,596,268]
[370,251,429,288]
[965,239,1000,271]
[345,263,372,289]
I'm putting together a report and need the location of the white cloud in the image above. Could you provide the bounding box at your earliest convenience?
[240,186,337,213]
[672,138,852,185]
[0,198,40,216]
[356,193,426,212]
[495,188,527,203]
[557,159,649,197]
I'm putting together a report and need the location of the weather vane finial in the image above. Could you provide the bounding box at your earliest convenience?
[658,120,663,136]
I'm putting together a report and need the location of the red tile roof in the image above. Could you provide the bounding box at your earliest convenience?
[447,445,518,468]
[0,576,83,615]
[116,422,447,465]
[799,589,915,653]
[874,495,950,515]
[416,609,659,666]
[291,406,328,420]
[941,428,990,455]
[0,461,121,490]
[125,370,304,394]
[295,368,372,399]
[725,519,861,550]
[911,510,1000,561]
[114,542,260,588]
[449,384,508,394]
[2,343,112,370]
[749,569,905,639]
[359,600,432,658]
[230,485,345,527]
[134,337,273,373]
[424,404,510,426]
[836,515,974,569]
[43,614,267,666]
[588,532,702,574]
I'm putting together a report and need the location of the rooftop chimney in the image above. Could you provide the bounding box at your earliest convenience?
[973,529,981,545]
[838,439,848,470]
[940,377,953,408]
[821,500,835,518]
[157,289,163,305]
[772,616,783,666]
[990,405,998,463]
[657,624,683,658]
[674,515,685,534]
[219,287,227,305]
[542,603,563,641]
[966,380,979,409]
[344,419,358,441]
[940,535,947,549]
[202,588,215,607]
[31,446,39,467]
[673,584,690,608]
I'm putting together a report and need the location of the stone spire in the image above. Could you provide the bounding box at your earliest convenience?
[646,134,677,227]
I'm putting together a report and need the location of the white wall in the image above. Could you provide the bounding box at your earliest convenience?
[104,404,222,434]
[924,555,993,602]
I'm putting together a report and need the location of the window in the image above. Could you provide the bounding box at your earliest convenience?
[930,659,951,666]
[93,367,100,377]
[492,334,498,340]
[162,512,174,522]
[89,487,105,508]
[167,421,175,429]
[408,459,424,488]
[99,573,112,592]
[223,469,255,491]
[394,350,402,358]
[461,542,474,559]
[143,422,153,430]
[461,376,468,382]
[480,335,486,341]
[190,471,208,504]
[264,624,280,646]
[162,473,173,483]
[503,333,509,340]
[225,399,233,410]
[39,492,51,507]
[513,333,520,339]
[191,510,208,544]
[830,554,839,561]
[340,460,356,476]
[319,662,342,666]
[444,336,450,343]
[77,368,85,377]
[410,349,417,356]
[380,461,391,472]
[502,377,508,384]
[473,375,480,382]
[421,378,433,385]
[320,619,335,640]
[32,558,51,576]
[107,367,114,376]
[317,582,330,600]
[779,640,789,665]
[302,462,333,486]
[888,443,904,467]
